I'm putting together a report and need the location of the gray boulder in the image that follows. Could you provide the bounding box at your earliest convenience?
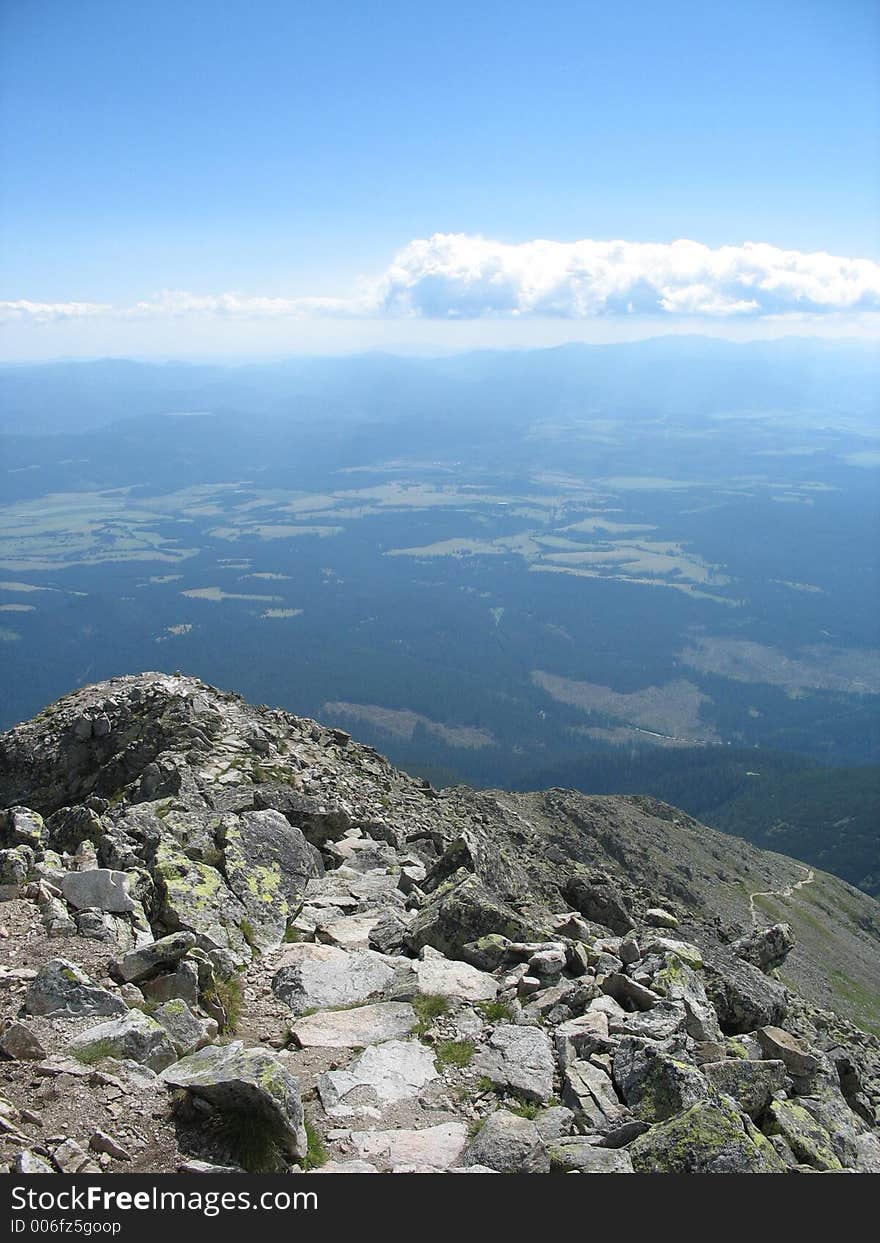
[703,1058,786,1119]
[407,873,535,959]
[703,949,789,1034]
[612,1040,709,1123]
[110,931,196,984]
[548,1137,634,1173]
[68,1009,178,1071]
[218,810,321,950]
[25,959,127,1018]
[630,1097,786,1172]
[473,1023,555,1103]
[731,923,795,972]
[161,1041,306,1160]
[60,868,135,913]
[151,999,217,1056]
[563,874,634,934]
[272,943,397,1014]
[462,1110,550,1173]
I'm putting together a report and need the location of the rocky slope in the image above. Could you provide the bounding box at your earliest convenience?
[0,671,878,1175]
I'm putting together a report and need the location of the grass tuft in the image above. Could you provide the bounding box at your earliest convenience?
[436,1039,475,1068]
[412,992,450,1035]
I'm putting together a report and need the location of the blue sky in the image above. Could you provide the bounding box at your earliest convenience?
[1,0,878,358]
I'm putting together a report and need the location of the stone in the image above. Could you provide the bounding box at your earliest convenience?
[703,1059,786,1119]
[140,961,200,1008]
[52,1138,99,1174]
[548,1137,634,1173]
[110,931,196,984]
[61,868,135,913]
[317,1039,438,1116]
[315,1159,379,1173]
[272,944,397,1014]
[353,1122,468,1170]
[407,873,535,958]
[25,959,127,1018]
[644,907,679,929]
[151,999,216,1056]
[764,1099,843,1171]
[367,911,410,955]
[600,973,662,1012]
[153,841,248,954]
[2,807,46,849]
[162,1041,306,1159]
[534,1105,575,1141]
[754,1026,819,1078]
[288,1001,417,1049]
[562,1060,628,1131]
[630,1097,786,1173]
[409,955,498,1003]
[613,1041,710,1123]
[703,950,789,1035]
[731,923,795,972]
[218,810,321,950]
[68,1009,178,1071]
[15,1150,54,1174]
[0,1021,46,1061]
[89,1130,132,1161]
[563,875,634,934]
[316,911,382,950]
[619,936,641,965]
[462,1110,550,1173]
[555,1011,612,1069]
[0,845,34,892]
[652,955,722,1042]
[461,934,512,972]
[473,1023,555,1103]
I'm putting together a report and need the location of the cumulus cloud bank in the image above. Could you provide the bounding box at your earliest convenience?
[3,234,880,326]
[370,234,880,318]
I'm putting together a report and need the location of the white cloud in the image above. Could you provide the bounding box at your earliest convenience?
[368,234,880,318]
[0,299,112,323]
[3,234,880,328]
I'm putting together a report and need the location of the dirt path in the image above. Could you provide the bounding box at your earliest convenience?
[749,863,815,925]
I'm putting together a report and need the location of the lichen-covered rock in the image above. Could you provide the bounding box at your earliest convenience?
[68,1009,178,1071]
[763,1099,843,1171]
[217,810,321,950]
[731,922,795,972]
[563,874,634,934]
[161,1041,306,1159]
[652,953,722,1042]
[110,931,197,984]
[702,1058,786,1119]
[153,841,249,954]
[630,1097,787,1173]
[25,959,127,1018]
[548,1137,634,1173]
[407,873,536,958]
[151,999,217,1056]
[613,1040,710,1123]
[702,949,789,1035]
[0,844,34,893]
[473,1023,555,1103]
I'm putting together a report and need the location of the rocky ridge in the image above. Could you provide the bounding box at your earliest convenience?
[0,672,878,1175]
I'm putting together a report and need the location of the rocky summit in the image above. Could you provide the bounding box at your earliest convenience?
[0,672,878,1175]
